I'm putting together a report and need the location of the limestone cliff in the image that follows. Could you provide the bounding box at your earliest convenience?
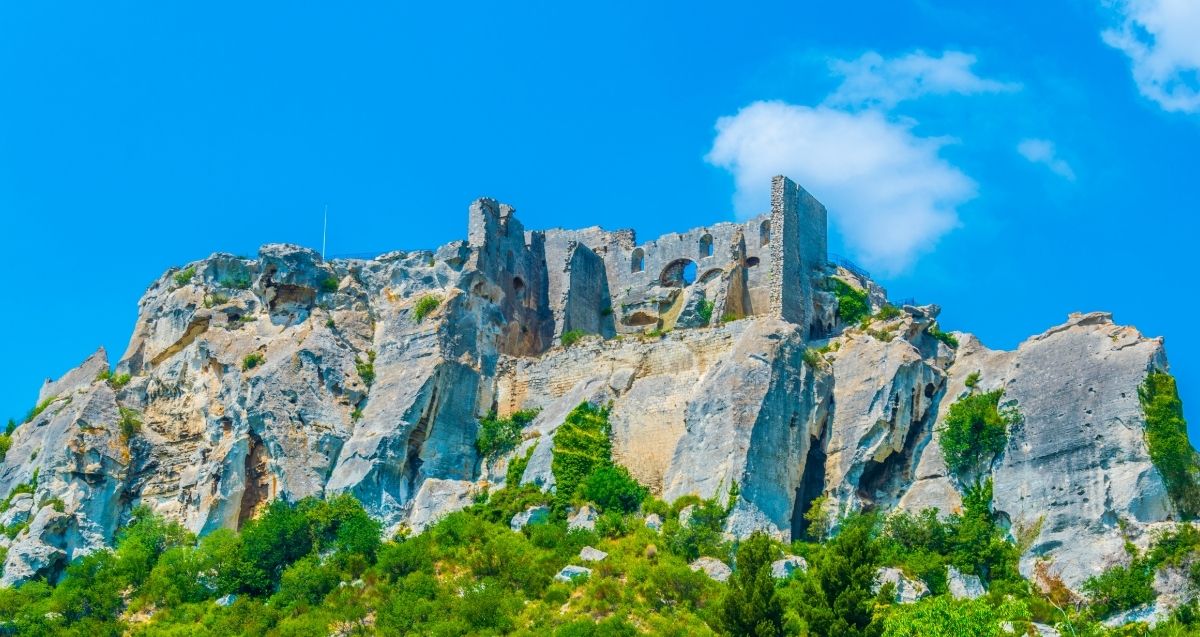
[0,176,1188,616]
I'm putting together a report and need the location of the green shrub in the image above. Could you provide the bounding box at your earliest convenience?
[719,531,783,636]
[356,350,377,387]
[108,372,131,389]
[550,403,613,511]
[577,464,647,514]
[1139,372,1200,517]
[0,435,10,463]
[938,389,1014,477]
[203,292,230,308]
[927,324,958,349]
[173,266,196,286]
[829,278,870,325]
[697,299,715,325]
[476,409,538,458]
[803,346,829,369]
[413,295,440,322]
[118,407,142,442]
[876,304,902,321]
[24,396,58,423]
[218,271,252,289]
[964,371,982,390]
[320,276,340,293]
[39,497,65,513]
[242,352,266,371]
[1083,559,1155,618]
[506,443,536,486]
[325,318,336,329]
[560,329,586,348]
[5,419,14,435]
[884,595,1029,637]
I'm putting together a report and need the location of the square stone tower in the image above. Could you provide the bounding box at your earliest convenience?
[768,175,828,327]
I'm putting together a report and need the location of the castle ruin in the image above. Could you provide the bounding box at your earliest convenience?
[467,175,830,353]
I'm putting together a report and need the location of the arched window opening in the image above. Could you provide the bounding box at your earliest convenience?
[512,276,526,298]
[745,256,761,268]
[659,259,697,288]
[759,220,771,247]
[699,234,713,259]
[631,248,645,273]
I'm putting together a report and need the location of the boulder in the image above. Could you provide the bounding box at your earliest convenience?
[873,567,929,604]
[644,514,663,533]
[771,555,807,579]
[554,565,592,583]
[690,557,732,582]
[947,565,985,600]
[579,546,608,562]
[510,505,550,532]
[567,505,599,532]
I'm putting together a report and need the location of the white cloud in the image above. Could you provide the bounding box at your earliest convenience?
[706,100,975,274]
[826,50,1019,109]
[1017,138,1076,181]
[1102,0,1200,113]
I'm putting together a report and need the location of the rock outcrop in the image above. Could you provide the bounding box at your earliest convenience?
[0,174,1189,622]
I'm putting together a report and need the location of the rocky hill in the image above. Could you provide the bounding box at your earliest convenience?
[0,176,1193,628]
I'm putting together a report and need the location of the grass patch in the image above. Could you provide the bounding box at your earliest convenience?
[476,409,539,459]
[1140,372,1200,517]
[560,329,586,348]
[24,396,59,424]
[242,353,266,371]
[320,277,340,293]
[413,295,440,322]
[829,278,870,325]
[355,350,377,387]
[927,323,958,349]
[217,271,252,289]
[119,407,142,442]
[173,266,196,287]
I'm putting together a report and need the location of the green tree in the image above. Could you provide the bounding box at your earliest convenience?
[786,514,883,637]
[939,390,1013,477]
[1140,372,1200,516]
[578,464,647,513]
[883,595,1028,637]
[720,532,783,637]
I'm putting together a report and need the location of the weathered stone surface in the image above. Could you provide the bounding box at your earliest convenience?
[645,514,663,532]
[947,565,985,599]
[579,546,608,562]
[873,567,929,604]
[771,555,807,579]
[510,505,550,532]
[690,557,732,582]
[0,177,1189,610]
[554,565,592,582]
[567,505,599,531]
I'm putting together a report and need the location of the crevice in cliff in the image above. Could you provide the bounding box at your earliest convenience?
[856,379,944,508]
[404,375,443,495]
[791,425,829,542]
[237,430,272,528]
[149,316,211,367]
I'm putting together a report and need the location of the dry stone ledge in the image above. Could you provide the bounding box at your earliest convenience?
[510,505,550,532]
[873,567,929,604]
[554,565,592,583]
[690,557,732,582]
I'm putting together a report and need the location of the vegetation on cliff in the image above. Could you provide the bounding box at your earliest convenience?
[1140,372,1200,517]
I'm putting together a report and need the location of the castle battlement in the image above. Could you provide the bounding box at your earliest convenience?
[468,175,829,346]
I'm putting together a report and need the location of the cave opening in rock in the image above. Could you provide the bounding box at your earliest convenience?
[791,430,828,541]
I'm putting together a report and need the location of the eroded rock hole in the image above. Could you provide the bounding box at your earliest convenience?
[792,430,829,541]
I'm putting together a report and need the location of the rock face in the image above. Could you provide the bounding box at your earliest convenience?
[0,173,1190,614]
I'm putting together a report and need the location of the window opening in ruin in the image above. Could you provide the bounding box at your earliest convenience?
[631,248,645,273]
[659,258,697,287]
[760,220,771,246]
[699,234,713,258]
[745,256,760,268]
[513,276,526,298]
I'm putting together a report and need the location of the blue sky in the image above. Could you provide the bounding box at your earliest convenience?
[2,1,1198,436]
